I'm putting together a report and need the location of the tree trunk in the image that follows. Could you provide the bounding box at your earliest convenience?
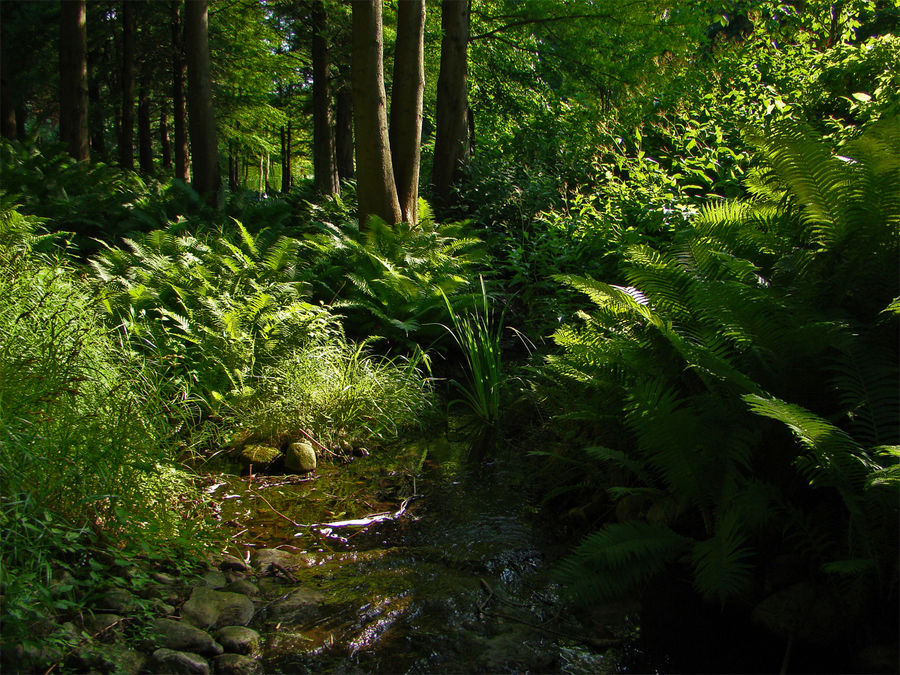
[137,80,153,173]
[88,64,105,156]
[1,32,17,140]
[432,0,470,210]
[335,82,354,180]
[184,0,221,207]
[171,0,189,181]
[312,0,339,196]
[119,0,135,169]
[389,0,425,223]
[160,107,172,168]
[286,121,292,191]
[228,142,238,191]
[59,0,89,161]
[351,0,401,226]
[280,125,288,193]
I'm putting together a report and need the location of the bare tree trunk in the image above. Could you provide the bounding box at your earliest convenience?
[160,107,172,168]
[335,82,354,180]
[351,0,401,226]
[432,0,470,209]
[171,0,189,181]
[390,0,425,223]
[286,121,292,190]
[312,0,339,196]
[2,31,17,139]
[88,64,105,156]
[119,0,135,169]
[280,125,289,193]
[59,0,89,161]
[137,80,153,173]
[184,0,221,207]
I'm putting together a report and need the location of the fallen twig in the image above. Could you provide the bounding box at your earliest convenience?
[248,487,301,527]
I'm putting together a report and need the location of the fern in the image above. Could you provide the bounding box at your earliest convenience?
[556,521,689,603]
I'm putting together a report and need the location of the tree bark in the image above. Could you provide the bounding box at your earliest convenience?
[390,0,425,223]
[59,0,89,161]
[137,80,153,173]
[432,0,470,209]
[160,106,171,169]
[171,0,189,181]
[88,63,105,156]
[351,0,401,226]
[184,0,221,207]
[280,124,288,193]
[335,81,354,180]
[119,0,135,169]
[312,0,339,196]
[1,30,16,139]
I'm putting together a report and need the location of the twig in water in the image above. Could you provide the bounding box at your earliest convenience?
[248,487,301,527]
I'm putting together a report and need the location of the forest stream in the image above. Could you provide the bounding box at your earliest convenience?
[199,437,633,674]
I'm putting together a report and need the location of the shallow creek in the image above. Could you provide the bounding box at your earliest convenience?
[199,436,632,673]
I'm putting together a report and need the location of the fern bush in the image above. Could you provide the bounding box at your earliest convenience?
[547,120,899,620]
[90,220,339,411]
[303,201,484,350]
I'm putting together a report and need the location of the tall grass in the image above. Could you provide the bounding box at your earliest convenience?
[0,207,198,646]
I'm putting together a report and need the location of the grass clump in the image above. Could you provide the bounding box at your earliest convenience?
[222,338,433,453]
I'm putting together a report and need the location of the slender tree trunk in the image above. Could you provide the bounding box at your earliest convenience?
[390,0,425,223]
[160,107,172,168]
[59,0,89,161]
[335,82,354,180]
[312,0,339,196]
[171,0,189,181]
[286,121,292,190]
[119,0,135,169]
[184,0,221,207]
[280,125,289,193]
[88,65,105,156]
[228,142,238,191]
[351,0,401,226]
[1,33,17,139]
[258,154,264,195]
[432,0,470,209]
[137,81,153,173]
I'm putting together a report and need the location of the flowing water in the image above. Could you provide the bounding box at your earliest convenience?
[201,436,633,673]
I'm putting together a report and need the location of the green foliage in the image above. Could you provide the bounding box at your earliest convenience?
[0,206,202,646]
[546,121,899,607]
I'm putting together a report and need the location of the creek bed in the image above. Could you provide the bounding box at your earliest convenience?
[199,436,631,673]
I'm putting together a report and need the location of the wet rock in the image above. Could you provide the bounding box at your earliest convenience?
[216,626,260,655]
[285,441,316,472]
[152,572,179,585]
[223,580,259,597]
[264,587,326,624]
[85,612,125,639]
[182,587,255,629]
[237,444,282,469]
[252,548,302,575]
[857,643,900,674]
[150,618,224,656]
[219,555,251,573]
[194,570,228,589]
[95,587,139,613]
[11,643,64,672]
[151,598,177,616]
[212,653,262,675]
[72,645,146,675]
[150,648,210,674]
[751,582,843,645]
[255,577,288,598]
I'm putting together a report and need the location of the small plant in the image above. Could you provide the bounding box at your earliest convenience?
[441,278,505,439]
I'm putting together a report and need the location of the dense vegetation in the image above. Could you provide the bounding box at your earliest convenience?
[1,0,897,671]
